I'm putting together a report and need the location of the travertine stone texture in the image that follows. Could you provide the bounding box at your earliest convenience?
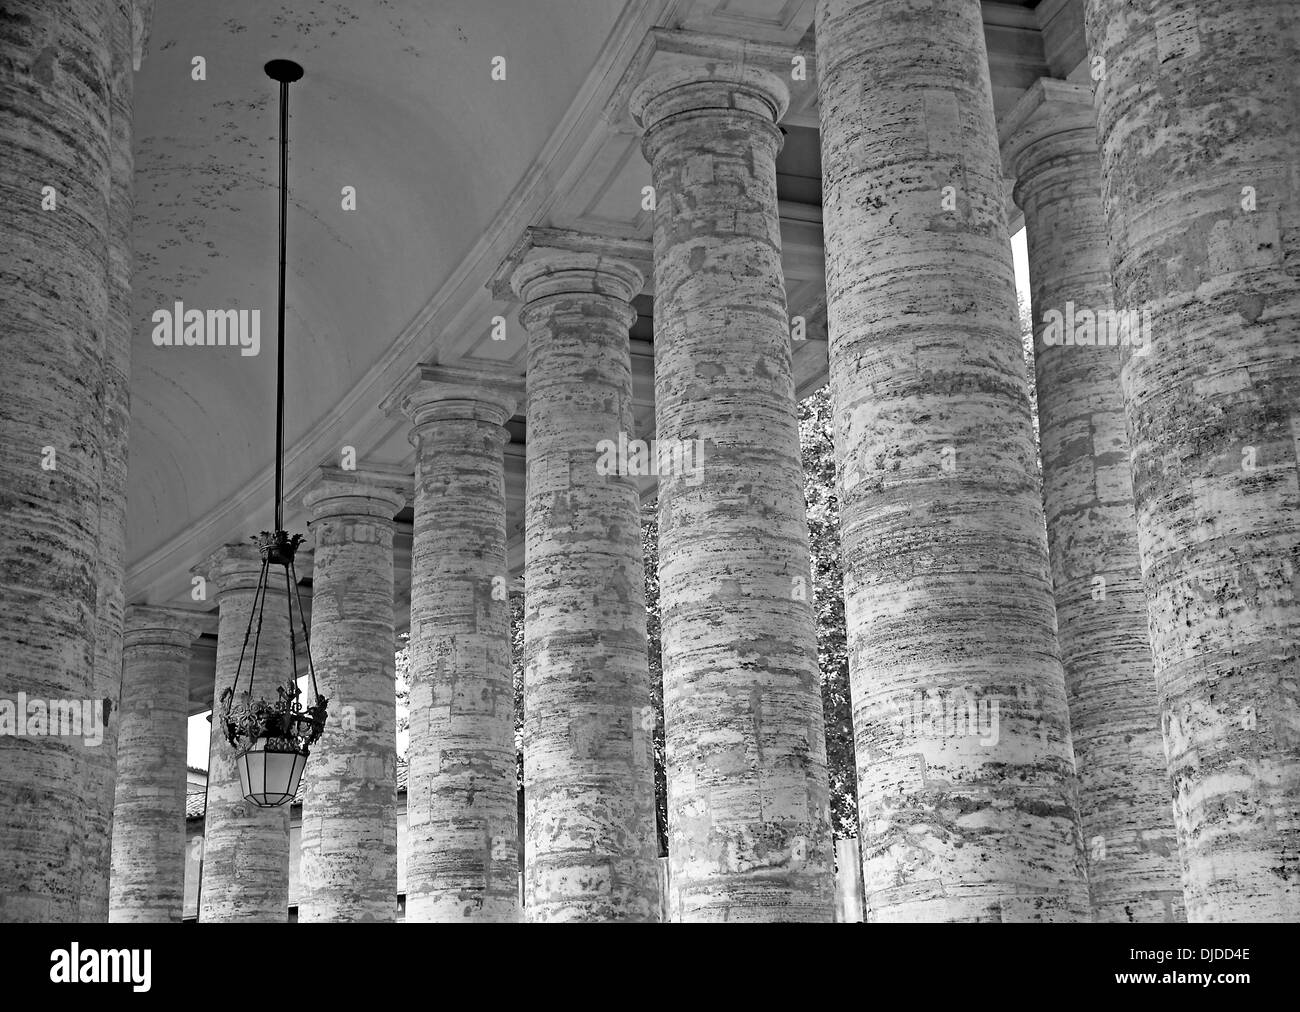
[83,0,138,921]
[399,371,521,922]
[632,64,835,922]
[0,0,114,922]
[1085,0,1300,921]
[511,252,662,922]
[297,469,405,923]
[109,606,203,923]
[815,0,1089,921]
[196,544,291,923]
[1004,80,1183,923]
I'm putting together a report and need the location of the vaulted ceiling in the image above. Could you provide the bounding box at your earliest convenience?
[128,0,631,596]
[119,1,1090,708]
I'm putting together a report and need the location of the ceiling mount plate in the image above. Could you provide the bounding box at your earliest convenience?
[264,59,304,83]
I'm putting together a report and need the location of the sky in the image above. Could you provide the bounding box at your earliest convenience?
[1012,225,1030,306]
[184,226,1034,772]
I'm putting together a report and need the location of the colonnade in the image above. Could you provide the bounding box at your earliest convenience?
[1,0,1296,923]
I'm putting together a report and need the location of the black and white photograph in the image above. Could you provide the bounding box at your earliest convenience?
[0,0,1295,991]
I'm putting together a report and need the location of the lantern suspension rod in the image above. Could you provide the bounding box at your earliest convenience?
[273,74,288,532]
[266,58,302,532]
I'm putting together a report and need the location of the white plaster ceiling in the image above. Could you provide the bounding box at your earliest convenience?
[127,0,628,590]
[128,0,1075,617]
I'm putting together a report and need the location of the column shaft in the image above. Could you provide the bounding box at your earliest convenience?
[632,65,835,922]
[197,545,291,922]
[298,471,404,922]
[815,0,1089,921]
[512,252,662,922]
[0,0,114,922]
[84,0,139,921]
[398,372,520,922]
[1005,81,1183,922]
[1085,0,1300,920]
[109,607,202,922]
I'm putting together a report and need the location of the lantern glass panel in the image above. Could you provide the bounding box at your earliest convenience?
[236,739,306,807]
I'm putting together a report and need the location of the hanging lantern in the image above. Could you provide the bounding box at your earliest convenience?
[216,59,327,808]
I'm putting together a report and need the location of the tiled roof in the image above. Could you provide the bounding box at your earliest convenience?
[186,755,408,821]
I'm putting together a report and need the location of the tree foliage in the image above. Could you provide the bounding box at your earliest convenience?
[799,387,858,837]
[640,500,669,854]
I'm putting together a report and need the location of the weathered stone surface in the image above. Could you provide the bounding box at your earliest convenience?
[83,0,138,922]
[109,605,203,922]
[1003,79,1183,923]
[632,63,835,922]
[396,368,521,922]
[815,0,1089,921]
[1085,0,1300,921]
[195,543,291,923]
[297,468,405,923]
[0,0,114,922]
[512,251,662,922]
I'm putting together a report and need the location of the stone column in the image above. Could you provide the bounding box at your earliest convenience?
[0,0,114,922]
[83,0,143,922]
[108,605,203,922]
[196,544,292,922]
[297,467,405,922]
[815,0,1089,921]
[1003,79,1183,923]
[632,64,835,922]
[510,251,662,923]
[1085,0,1300,921]
[391,367,521,922]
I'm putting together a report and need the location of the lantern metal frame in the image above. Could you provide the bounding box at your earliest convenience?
[215,58,326,808]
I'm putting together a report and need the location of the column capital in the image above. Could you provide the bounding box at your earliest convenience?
[999,78,1097,181]
[122,604,206,650]
[630,62,789,139]
[192,542,279,599]
[299,465,409,522]
[488,226,652,301]
[511,251,643,332]
[382,363,525,432]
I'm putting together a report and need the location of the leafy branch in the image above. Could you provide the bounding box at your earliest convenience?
[218,677,328,754]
